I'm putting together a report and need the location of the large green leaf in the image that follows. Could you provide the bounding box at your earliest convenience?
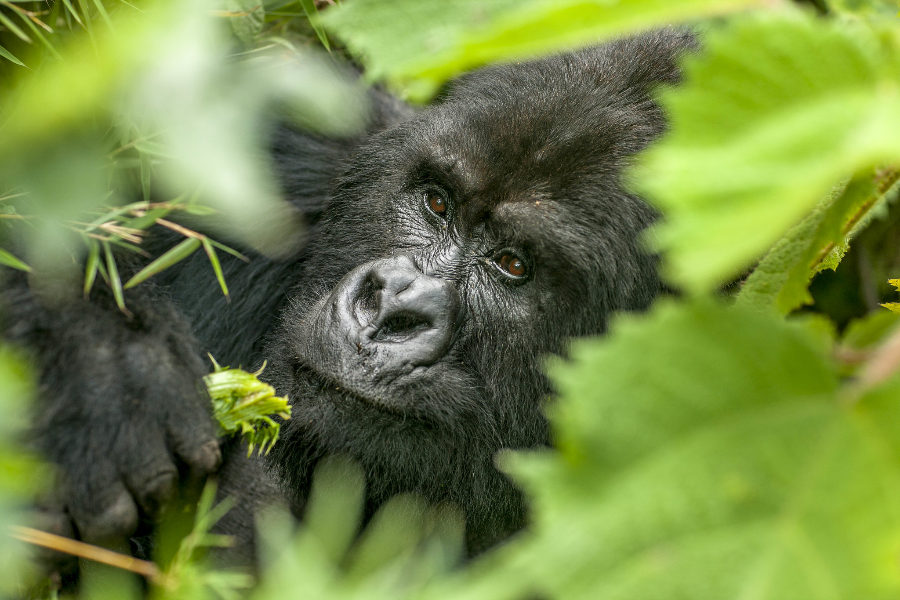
[323,0,776,102]
[635,12,900,292]
[498,301,900,600]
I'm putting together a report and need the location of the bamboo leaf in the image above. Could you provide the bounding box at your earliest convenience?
[0,43,23,66]
[208,239,249,262]
[139,150,151,203]
[90,0,114,29]
[76,0,93,39]
[59,0,85,28]
[202,238,229,298]
[124,207,171,230]
[0,248,30,272]
[298,0,329,51]
[83,238,100,296]
[102,241,127,314]
[0,9,31,42]
[10,7,62,60]
[124,237,201,289]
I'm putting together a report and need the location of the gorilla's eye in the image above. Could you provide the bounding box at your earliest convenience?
[424,190,448,217]
[495,252,529,279]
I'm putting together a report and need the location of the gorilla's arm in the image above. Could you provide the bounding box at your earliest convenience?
[0,115,381,549]
[0,272,221,545]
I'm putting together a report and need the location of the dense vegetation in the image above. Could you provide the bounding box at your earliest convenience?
[2,0,900,598]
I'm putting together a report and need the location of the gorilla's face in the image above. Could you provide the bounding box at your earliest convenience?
[266,37,680,552]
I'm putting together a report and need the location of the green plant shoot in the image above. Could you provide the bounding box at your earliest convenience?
[204,357,291,457]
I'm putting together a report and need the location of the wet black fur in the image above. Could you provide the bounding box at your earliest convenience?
[0,29,694,571]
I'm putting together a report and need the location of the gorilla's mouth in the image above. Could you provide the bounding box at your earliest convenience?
[292,360,415,418]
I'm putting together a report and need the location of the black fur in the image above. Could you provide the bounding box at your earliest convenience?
[0,29,694,572]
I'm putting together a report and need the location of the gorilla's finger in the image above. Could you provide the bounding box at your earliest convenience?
[30,507,79,574]
[68,483,139,543]
[116,422,179,516]
[164,393,222,478]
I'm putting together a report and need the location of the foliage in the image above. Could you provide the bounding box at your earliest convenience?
[205,359,292,457]
[2,0,900,599]
[883,279,900,313]
[322,0,778,102]
[0,349,44,596]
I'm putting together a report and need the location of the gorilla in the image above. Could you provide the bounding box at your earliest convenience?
[0,29,694,572]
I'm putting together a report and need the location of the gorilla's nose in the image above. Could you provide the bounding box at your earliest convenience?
[354,254,459,366]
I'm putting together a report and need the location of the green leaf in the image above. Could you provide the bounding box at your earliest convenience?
[500,300,900,600]
[323,0,770,101]
[139,149,152,203]
[882,278,900,314]
[225,0,265,46]
[0,9,31,42]
[298,0,329,50]
[102,240,127,314]
[123,236,200,289]
[738,168,899,313]
[60,0,86,28]
[83,237,100,296]
[90,0,114,30]
[0,44,24,67]
[635,13,900,292]
[0,248,30,272]
[201,237,229,298]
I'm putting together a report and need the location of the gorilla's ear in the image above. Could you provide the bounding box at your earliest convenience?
[270,87,414,220]
[269,126,355,220]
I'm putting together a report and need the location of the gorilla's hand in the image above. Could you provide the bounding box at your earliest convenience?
[3,281,221,544]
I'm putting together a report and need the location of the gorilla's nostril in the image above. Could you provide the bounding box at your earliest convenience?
[374,311,432,341]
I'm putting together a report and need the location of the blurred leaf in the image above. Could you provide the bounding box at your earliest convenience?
[0,247,30,271]
[828,0,900,19]
[225,0,265,46]
[500,300,900,600]
[0,9,32,42]
[323,0,775,101]
[298,0,329,50]
[0,348,46,594]
[139,149,152,203]
[83,237,100,295]
[60,0,86,28]
[124,236,201,290]
[844,310,900,350]
[0,43,24,66]
[90,0,114,30]
[636,13,900,291]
